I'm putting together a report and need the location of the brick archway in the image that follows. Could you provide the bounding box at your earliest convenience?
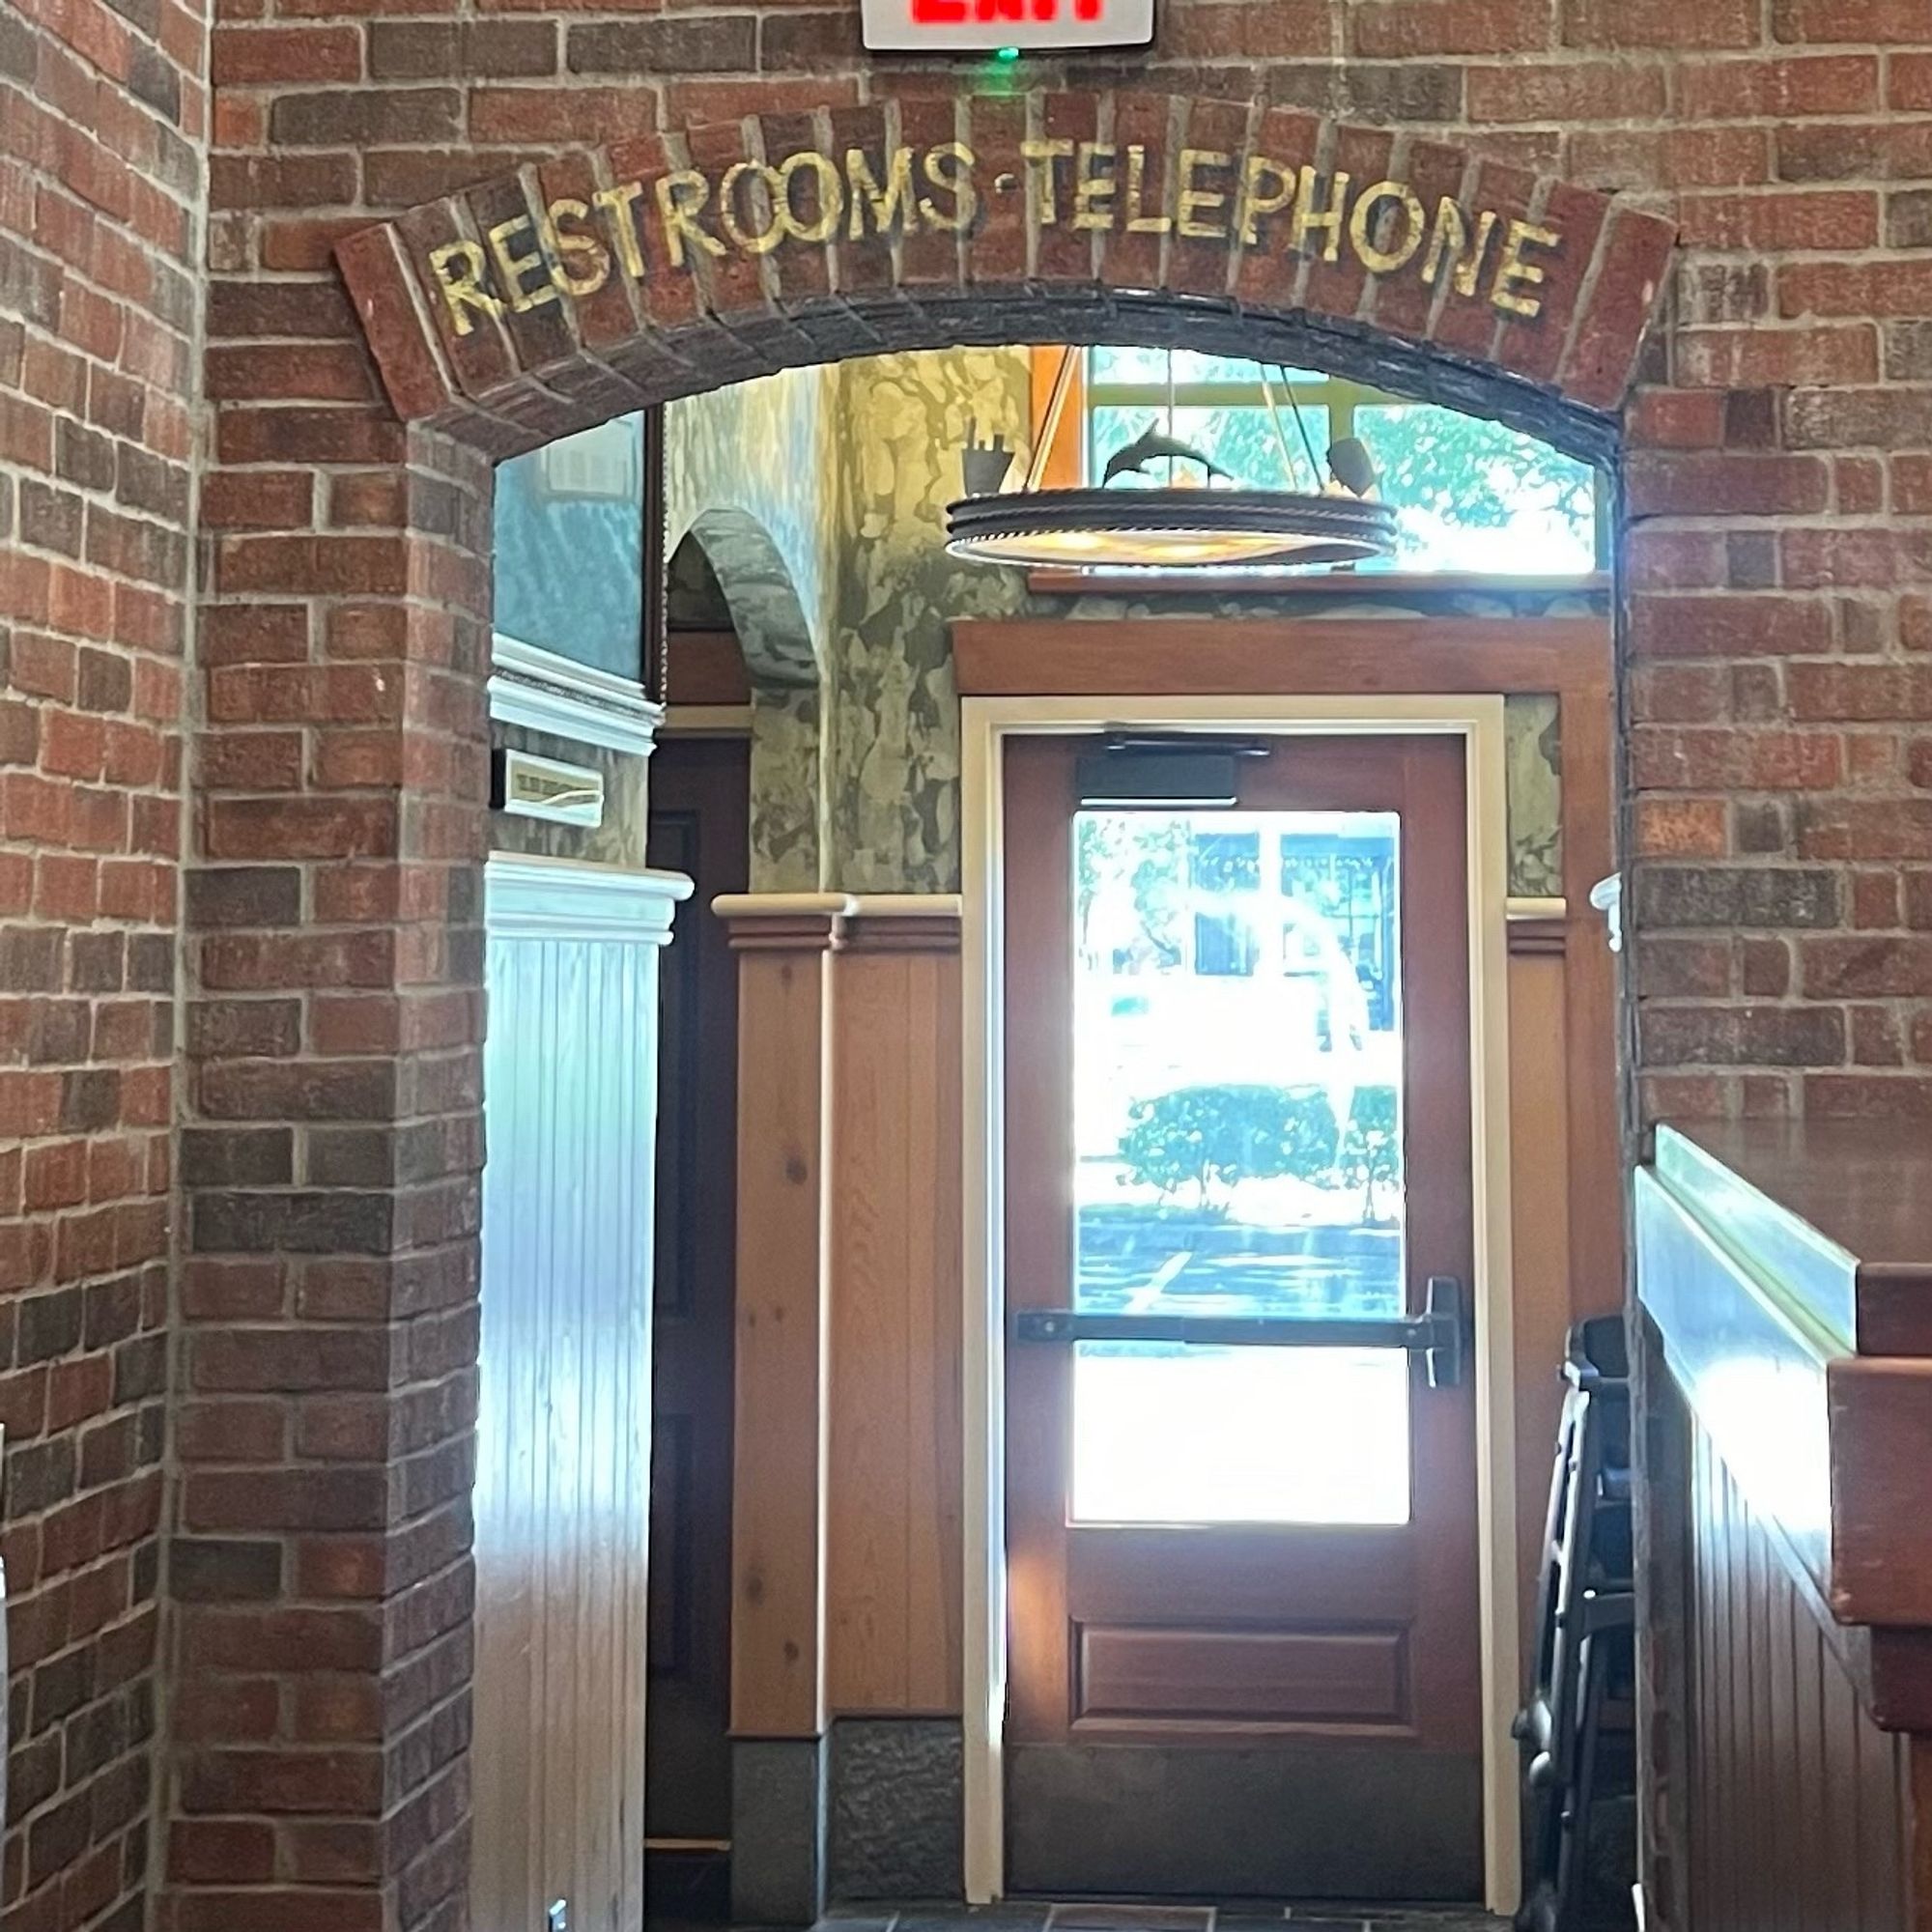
[333,90,1675,457]
[178,81,1680,1932]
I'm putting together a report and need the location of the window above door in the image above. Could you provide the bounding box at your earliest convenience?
[1031,346,1605,585]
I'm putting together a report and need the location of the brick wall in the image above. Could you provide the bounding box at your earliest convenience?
[308,18,1932,1145]
[174,428,490,1932]
[190,18,1929,1921]
[0,0,206,1927]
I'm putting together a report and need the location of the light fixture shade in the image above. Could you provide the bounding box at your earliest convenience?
[945,486,1398,569]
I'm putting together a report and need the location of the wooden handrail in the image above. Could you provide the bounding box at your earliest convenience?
[1638,1121,1932,1662]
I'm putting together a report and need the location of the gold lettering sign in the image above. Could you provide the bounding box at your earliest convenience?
[425,142,1564,337]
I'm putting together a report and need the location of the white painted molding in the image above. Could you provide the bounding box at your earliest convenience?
[485,853,692,943]
[489,632,665,757]
[1506,895,1567,920]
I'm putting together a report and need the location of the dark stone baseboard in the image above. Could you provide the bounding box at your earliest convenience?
[828,1717,966,1903]
[733,1736,828,1925]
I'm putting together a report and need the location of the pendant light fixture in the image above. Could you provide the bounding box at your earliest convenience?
[946,349,1398,570]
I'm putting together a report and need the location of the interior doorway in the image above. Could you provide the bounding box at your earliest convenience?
[306,97,1687,1928]
[475,334,1618,1925]
[1001,731,1484,1902]
[644,735,751,1918]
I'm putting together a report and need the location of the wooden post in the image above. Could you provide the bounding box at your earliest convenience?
[825,897,965,1718]
[718,894,850,1740]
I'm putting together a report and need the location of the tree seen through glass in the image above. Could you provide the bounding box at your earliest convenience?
[1084,347,1599,575]
[1068,805,1413,1525]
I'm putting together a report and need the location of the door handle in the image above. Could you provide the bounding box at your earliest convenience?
[1012,1274,1467,1388]
[1419,1274,1466,1391]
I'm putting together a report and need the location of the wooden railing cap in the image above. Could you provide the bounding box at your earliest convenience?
[714,892,854,952]
[712,892,964,953]
[846,894,963,953]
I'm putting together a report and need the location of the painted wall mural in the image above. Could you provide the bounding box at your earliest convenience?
[823,347,1032,895]
[665,362,835,651]
[1504,694,1563,900]
[666,365,837,888]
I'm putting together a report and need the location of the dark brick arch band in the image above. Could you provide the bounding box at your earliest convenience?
[334,89,1677,457]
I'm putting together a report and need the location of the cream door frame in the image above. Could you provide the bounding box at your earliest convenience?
[960,694,1521,1916]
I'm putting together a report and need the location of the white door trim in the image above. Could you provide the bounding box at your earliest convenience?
[959,694,1521,1916]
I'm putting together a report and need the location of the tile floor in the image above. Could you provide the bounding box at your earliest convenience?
[817,1902,1510,1932]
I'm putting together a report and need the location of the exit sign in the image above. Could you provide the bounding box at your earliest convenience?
[860,0,1154,52]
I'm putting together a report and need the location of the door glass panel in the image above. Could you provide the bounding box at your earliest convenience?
[1069,809,1409,1525]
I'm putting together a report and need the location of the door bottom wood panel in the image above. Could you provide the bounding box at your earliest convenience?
[1076,1625,1409,1729]
[1006,1742,1483,1901]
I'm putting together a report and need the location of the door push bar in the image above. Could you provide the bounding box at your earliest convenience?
[1012,1275,1468,1389]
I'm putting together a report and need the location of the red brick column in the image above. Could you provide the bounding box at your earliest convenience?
[0,0,206,1925]
[170,425,490,1930]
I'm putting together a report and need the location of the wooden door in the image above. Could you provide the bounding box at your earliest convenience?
[644,739,748,1881]
[1003,733,1483,1902]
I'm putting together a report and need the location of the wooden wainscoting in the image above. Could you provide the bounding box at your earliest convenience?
[724,879,1606,1739]
[1507,915,1576,1671]
[719,895,843,1740]
[722,894,967,1736]
[1684,1411,1910,1932]
[1637,1122,1932,1932]
[826,903,965,1715]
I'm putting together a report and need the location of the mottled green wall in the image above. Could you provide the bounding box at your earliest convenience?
[666,364,835,662]
[822,349,1032,894]
[666,367,837,889]
[1505,695,1562,899]
[664,347,1033,892]
[664,352,1585,898]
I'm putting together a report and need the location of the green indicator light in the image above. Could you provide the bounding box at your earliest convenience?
[994,43,1020,59]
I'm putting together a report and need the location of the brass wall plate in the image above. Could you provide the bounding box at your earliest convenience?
[493,748,606,828]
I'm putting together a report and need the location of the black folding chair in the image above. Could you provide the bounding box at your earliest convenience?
[1515,1317,1635,1932]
